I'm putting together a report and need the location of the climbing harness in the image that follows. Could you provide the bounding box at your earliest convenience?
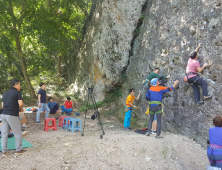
[125,105,132,112]
[183,72,197,82]
[188,77,199,86]
[145,101,164,116]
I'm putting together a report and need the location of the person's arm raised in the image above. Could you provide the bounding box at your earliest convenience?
[195,43,201,52]
[135,91,141,100]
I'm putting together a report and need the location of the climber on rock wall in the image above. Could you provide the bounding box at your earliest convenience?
[143,68,170,88]
[124,88,141,130]
[145,78,179,138]
[186,44,212,105]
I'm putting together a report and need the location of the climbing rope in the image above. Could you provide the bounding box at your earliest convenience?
[196,0,201,47]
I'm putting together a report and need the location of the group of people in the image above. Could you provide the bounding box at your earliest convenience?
[36,83,74,123]
[0,80,75,156]
[124,44,213,139]
[0,44,217,168]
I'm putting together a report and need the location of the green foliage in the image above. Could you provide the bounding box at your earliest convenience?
[104,109,117,116]
[140,14,145,19]
[162,145,168,159]
[135,28,141,34]
[103,88,122,103]
[79,88,122,112]
[0,0,92,97]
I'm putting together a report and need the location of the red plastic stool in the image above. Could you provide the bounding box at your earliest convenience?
[59,116,69,127]
[44,118,57,132]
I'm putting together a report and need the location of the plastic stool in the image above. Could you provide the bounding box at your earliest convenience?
[44,118,57,132]
[59,116,69,127]
[63,117,73,130]
[68,119,82,133]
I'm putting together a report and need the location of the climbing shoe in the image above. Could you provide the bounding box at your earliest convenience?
[203,96,212,100]
[155,134,163,139]
[146,132,151,136]
[197,101,204,105]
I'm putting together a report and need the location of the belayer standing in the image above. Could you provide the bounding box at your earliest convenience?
[144,68,170,134]
[124,89,141,130]
[186,44,212,105]
[146,78,179,138]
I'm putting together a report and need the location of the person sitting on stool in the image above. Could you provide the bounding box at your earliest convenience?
[60,97,73,115]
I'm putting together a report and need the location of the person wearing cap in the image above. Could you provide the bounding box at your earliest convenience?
[60,97,73,115]
[146,78,179,138]
[36,83,49,123]
[186,44,212,105]
[144,68,170,133]
[124,89,141,130]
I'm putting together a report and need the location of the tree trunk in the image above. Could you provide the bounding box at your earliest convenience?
[57,55,62,76]
[15,34,36,99]
[9,0,36,99]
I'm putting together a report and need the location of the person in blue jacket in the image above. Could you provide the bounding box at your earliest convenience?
[146,78,179,138]
[47,97,59,114]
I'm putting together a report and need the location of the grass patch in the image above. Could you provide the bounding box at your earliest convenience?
[77,88,122,112]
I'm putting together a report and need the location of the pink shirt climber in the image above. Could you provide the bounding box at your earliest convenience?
[186,58,200,79]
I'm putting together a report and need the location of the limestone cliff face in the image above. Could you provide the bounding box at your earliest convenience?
[74,0,222,147]
[74,0,146,101]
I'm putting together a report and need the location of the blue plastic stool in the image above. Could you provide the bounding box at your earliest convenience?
[68,119,82,133]
[63,117,73,130]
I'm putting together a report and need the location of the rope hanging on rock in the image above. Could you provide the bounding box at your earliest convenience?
[196,0,201,47]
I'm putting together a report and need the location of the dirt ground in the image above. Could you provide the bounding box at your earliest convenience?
[1,103,209,170]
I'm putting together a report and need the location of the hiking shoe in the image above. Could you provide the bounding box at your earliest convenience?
[197,101,204,105]
[203,96,212,100]
[155,134,163,139]
[2,152,9,157]
[146,132,151,136]
[15,149,27,155]
[127,127,133,130]
[151,130,157,134]
[36,121,42,124]
[123,128,130,131]
[22,131,28,137]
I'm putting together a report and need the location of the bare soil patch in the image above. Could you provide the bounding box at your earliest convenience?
[1,105,209,170]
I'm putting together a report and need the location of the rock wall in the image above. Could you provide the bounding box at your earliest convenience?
[74,0,146,101]
[74,0,222,147]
